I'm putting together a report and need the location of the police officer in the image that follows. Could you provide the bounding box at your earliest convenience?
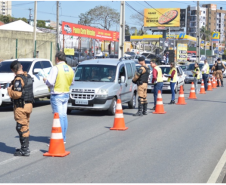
[132,57,150,116]
[211,61,217,78]
[7,60,34,156]
[214,58,226,87]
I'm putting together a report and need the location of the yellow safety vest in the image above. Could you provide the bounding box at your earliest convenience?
[155,66,163,82]
[202,63,209,74]
[193,67,200,80]
[54,62,74,93]
[168,68,177,82]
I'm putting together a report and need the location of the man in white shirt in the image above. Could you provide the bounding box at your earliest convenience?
[201,59,209,91]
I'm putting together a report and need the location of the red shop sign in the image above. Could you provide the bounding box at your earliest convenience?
[62,21,119,42]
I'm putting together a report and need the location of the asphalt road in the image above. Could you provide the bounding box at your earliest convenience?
[1,84,226,183]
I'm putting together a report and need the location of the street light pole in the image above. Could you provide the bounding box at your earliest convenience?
[118,1,125,59]
[56,1,59,53]
[33,1,37,58]
[196,1,200,63]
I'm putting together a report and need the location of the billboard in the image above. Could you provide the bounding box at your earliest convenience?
[144,8,180,27]
[64,48,74,55]
[177,43,187,63]
[62,21,119,42]
[211,4,217,11]
[212,32,220,42]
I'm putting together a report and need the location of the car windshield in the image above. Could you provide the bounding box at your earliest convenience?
[160,67,171,74]
[187,63,204,70]
[74,65,117,82]
[180,65,187,71]
[0,61,32,73]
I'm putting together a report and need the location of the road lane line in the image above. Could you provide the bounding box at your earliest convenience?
[0,149,39,166]
[207,149,226,183]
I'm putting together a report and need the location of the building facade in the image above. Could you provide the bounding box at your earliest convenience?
[0,1,12,16]
[187,4,226,43]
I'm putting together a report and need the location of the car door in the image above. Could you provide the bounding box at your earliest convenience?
[117,64,127,102]
[30,61,45,97]
[125,63,134,101]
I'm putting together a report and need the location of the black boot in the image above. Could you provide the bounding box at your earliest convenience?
[217,80,220,87]
[221,80,224,87]
[142,103,148,115]
[133,100,143,116]
[150,106,156,110]
[14,137,30,156]
[169,100,175,105]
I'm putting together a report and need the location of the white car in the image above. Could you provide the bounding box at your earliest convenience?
[0,58,53,105]
[64,25,72,33]
[0,85,2,106]
[148,65,185,93]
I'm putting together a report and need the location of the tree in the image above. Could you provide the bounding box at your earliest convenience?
[130,10,144,32]
[125,24,130,36]
[78,6,120,30]
[0,15,28,24]
[17,17,28,23]
[37,20,46,28]
[200,26,211,41]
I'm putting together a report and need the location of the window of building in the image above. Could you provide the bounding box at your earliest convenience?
[203,11,205,13]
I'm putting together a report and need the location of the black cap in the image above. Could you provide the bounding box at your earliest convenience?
[217,58,221,61]
[10,60,20,69]
[138,57,145,62]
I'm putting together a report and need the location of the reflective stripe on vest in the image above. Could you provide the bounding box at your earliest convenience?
[167,68,177,82]
[193,67,200,80]
[155,66,163,82]
[54,63,74,93]
[202,63,209,74]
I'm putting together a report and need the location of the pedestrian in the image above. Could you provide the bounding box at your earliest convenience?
[7,60,34,156]
[43,51,74,144]
[150,60,163,110]
[192,62,200,94]
[214,58,226,87]
[165,52,169,65]
[165,62,177,104]
[132,57,150,116]
[201,59,209,91]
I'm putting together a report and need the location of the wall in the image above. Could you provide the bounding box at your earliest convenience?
[0,30,56,64]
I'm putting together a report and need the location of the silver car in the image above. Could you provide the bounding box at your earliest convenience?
[67,59,137,115]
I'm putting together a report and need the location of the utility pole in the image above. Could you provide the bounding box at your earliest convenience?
[118,1,125,59]
[196,1,200,63]
[56,1,59,53]
[33,1,37,58]
[29,8,32,25]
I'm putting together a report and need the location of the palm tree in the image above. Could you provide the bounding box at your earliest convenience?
[200,26,211,53]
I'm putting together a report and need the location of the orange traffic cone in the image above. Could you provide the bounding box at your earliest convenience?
[213,77,217,89]
[176,86,187,105]
[188,82,197,99]
[110,99,128,131]
[207,79,213,91]
[153,90,166,114]
[199,79,206,94]
[43,113,70,157]
[211,78,214,88]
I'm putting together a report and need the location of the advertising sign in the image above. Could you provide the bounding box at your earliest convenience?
[211,4,217,11]
[144,8,180,27]
[177,43,187,63]
[62,21,119,42]
[64,48,74,55]
[212,32,220,42]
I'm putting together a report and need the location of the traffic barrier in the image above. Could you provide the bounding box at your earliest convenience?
[199,79,206,94]
[153,90,166,114]
[207,79,213,91]
[176,86,187,105]
[188,82,197,99]
[43,113,70,157]
[110,99,128,131]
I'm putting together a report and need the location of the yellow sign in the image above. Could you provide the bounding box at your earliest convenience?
[144,8,180,27]
[177,43,187,63]
[64,48,74,55]
[212,32,220,40]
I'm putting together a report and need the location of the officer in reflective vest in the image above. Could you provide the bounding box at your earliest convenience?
[165,62,177,104]
[192,62,200,94]
[7,60,34,156]
[150,60,163,110]
[201,59,209,91]
[44,51,74,144]
[214,58,226,87]
[132,57,150,116]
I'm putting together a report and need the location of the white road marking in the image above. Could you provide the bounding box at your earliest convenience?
[0,149,39,166]
[207,149,226,183]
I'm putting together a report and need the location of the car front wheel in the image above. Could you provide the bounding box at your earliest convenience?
[107,97,117,115]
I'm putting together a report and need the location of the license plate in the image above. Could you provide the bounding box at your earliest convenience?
[75,99,88,105]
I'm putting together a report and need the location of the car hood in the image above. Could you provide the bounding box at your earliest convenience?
[0,73,15,83]
[70,81,116,90]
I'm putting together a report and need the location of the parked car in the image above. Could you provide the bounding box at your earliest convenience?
[148,65,185,93]
[67,58,137,115]
[124,52,136,58]
[178,64,188,72]
[0,85,2,106]
[141,52,156,59]
[109,54,118,58]
[0,58,53,105]
[184,63,205,84]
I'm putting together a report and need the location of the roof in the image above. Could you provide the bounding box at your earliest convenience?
[0,20,42,33]
[2,58,50,62]
[79,59,135,66]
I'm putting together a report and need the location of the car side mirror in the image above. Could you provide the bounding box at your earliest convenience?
[120,76,125,83]
[33,68,42,74]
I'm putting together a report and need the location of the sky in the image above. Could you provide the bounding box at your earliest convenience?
[11,1,226,32]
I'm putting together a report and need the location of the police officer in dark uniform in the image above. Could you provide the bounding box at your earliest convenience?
[132,57,150,116]
[7,60,34,156]
[214,58,226,87]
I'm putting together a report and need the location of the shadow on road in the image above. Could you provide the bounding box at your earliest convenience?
[15,135,50,144]
[188,99,226,104]
[0,142,16,154]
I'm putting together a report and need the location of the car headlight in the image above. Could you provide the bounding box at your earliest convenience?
[96,89,108,98]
